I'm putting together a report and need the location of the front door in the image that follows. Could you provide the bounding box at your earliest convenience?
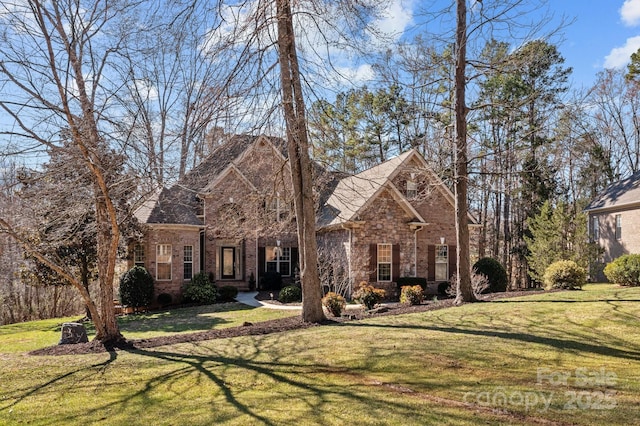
[221,247,236,279]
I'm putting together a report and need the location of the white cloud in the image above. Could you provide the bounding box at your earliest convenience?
[604,35,640,68]
[375,0,414,41]
[335,64,375,86]
[621,0,640,26]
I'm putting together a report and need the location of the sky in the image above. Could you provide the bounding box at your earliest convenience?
[364,0,640,91]
[554,0,640,89]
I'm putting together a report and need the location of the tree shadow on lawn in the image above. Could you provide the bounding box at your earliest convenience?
[7,335,445,426]
[345,321,640,361]
[0,349,118,414]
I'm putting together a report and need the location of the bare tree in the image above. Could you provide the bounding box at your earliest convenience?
[0,1,143,344]
[453,0,477,303]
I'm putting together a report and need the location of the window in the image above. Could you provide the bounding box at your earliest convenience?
[267,193,290,222]
[406,180,417,198]
[377,243,392,282]
[134,244,145,268]
[183,246,193,281]
[616,215,622,240]
[156,244,172,280]
[435,245,448,281]
[591,216,600,241]
[266,246,291,276]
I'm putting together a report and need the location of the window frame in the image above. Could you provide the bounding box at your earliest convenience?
[406,180,418,198]
[156,244,172,281]
[435,244,448,281]
[377,243,392,282]
[183,245,193,281]
[266,246,291,277]
[615,214,622,240]
[133,244,145,268]
[591,216,600,242]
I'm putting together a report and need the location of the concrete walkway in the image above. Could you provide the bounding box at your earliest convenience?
[235,291,302,310]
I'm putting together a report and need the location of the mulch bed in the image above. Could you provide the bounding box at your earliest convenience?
[30,290,543,357]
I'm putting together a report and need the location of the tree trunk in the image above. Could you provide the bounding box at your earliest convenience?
[275,0,325,322]
[454,0,477,304]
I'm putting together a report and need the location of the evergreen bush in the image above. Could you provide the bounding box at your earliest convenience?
[183,272,217,304]
[278,285,302,303]
[472,257,508,293]
[157,292,172,307]
[217,285,238,302]
[604,254,640,286]
[396,277,427,293]
[119,266,154,308]
[543,260,586,290]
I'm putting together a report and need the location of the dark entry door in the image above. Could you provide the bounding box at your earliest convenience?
[221,247,236,279]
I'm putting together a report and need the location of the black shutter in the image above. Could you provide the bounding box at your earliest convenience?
[258,247,265,279]
[392,244,400,282]
[427,245,435,281]
[369,244,377,282]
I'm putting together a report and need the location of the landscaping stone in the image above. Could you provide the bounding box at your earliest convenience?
[59,322,88,345]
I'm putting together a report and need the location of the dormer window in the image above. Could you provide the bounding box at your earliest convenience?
[406,180,417,198]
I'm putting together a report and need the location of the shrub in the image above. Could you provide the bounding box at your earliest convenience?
[183,272,217,304]
[437,281,451,296]
[400,285,424,305]
[352,281,385,310]
[157,292,172,307]
[322,292,346,316]
[278,285,302,303]
[543,260,586,290]
[472,257,508,293]
[396,277,427,293]
[604,254,640,286]
[119,266,154,308]
[260,271,282,290]
[217,285,239,303]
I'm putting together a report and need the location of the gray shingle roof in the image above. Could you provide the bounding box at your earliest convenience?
[135,135,277,225]
[585,170,640,212]
[317,150,415,228]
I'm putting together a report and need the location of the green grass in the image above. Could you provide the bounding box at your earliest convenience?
[1,284,639,425]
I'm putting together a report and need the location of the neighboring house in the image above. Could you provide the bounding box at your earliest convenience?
[585,171,640,281]
[131,134,479,300]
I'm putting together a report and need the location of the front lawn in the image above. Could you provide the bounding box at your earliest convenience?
[1,284,639,425]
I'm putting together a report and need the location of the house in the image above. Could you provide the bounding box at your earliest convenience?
[131,134,479,300]
[585,170,640,280]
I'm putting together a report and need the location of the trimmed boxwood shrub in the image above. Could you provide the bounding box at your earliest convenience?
[437,281,451,296]
[157,292,173,307]
[400,285,424,305]
[183,272,217,304]
[396,277,427,293]
[543,260,586,290]
[119,266,154,308]
[260,271,282,290]
[472,257,508,293]
[604,254,640,286]
[278,285,302,303]
[353,281,385,310]
[322,292,346,316]
[217,285,239,302]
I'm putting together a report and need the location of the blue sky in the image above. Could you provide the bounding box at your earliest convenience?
[555,0,640,89]
[364,0,640,91]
